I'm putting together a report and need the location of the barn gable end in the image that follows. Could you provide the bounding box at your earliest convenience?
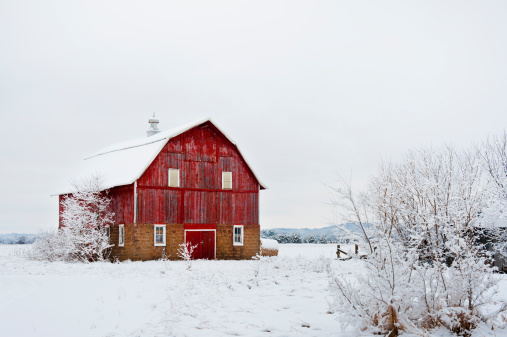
[136,121,260,225]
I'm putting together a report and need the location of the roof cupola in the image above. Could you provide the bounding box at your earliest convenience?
[147,113,161,137]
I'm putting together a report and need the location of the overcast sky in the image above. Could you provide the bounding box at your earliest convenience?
[1,1,507,233]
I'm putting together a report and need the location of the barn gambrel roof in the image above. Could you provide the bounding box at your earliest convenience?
[60,118,267,194]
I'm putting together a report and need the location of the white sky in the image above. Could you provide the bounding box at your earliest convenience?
[1,1,507,233]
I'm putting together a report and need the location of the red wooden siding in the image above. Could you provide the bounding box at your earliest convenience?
[137,183,259,224]
[108,184,135,224]
[58,184,135,227]
[137,122,260,225]
[58,195,64,228]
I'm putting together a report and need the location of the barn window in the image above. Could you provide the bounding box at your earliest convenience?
[222,172,232,189]
[168,168,180,187]
[154,224,166,246]
[119,224,125,247]
[233,225,244,246]
[105,226,110,241]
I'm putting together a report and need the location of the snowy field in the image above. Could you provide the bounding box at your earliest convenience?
[0,244,506,337]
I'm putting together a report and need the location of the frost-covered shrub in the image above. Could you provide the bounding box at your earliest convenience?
[331,240,421,334]
[177,243,197,270]
[479,132,507,258]
[30,229,72,261]
[330,145,504,335]
[31,175,113,262]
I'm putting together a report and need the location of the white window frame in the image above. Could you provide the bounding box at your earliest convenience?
[154,224,166,246]
[105,225,110,242]
[222,171,232,190]
[168,168,180,187]
[233,225,244,246]
[118,224,125,247]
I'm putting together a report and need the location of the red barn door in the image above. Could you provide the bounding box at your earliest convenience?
[185,230,215,260]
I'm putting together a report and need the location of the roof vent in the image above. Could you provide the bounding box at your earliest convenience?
[147,113,161,137]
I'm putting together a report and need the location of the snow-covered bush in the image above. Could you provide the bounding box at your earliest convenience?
[177,243,197,270]
[330,145,503,335]
[31,175,113,262]
[30,228,72,261]
[479,132,507,255]
[331,240,420,334]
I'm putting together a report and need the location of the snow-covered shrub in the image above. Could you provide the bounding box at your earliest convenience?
[30,228,72,261]
[177,243,197,270]
[330,238,422,334]
[330,145,503,335]
[479,132,507,256]
[31,175,113,262]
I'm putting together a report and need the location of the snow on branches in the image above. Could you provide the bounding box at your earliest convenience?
[177,243,198,270]
[32,174,114,262]
[479,132,507,255]
[330,144,505,335]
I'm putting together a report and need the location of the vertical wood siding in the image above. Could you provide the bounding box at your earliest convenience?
[137,122,260,225]
[108,184,135,225]
[58,195,64,228]
[58,184,135,227]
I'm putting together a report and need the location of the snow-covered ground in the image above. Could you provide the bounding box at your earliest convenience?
[0,244,505,337]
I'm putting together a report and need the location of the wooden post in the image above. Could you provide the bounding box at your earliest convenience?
[336,244,340,258]
[355,244,358,255]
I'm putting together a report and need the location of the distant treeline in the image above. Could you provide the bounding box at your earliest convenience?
[261,224,370,244]
[0,234,37,244]
[261,229,337,244]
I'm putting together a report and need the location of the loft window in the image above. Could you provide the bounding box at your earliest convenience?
[154,224,166,246]
[168,168,180,187]
[119,224,125,247]
[233,225,244,246]
[222,172,232,189]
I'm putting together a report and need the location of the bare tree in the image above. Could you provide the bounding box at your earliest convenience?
[328,174,374,254]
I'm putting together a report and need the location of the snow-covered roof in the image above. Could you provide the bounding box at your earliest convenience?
[59,117,267,194]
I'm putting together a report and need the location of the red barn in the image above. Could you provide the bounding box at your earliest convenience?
[59,117,266,261]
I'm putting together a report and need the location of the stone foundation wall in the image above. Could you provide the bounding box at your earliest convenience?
[216,224,260,260]
[110,223,184,261]
[109,223,260,261]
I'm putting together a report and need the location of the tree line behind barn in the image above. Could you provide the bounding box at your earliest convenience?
[0,234,37,244]
[261,224,365,244]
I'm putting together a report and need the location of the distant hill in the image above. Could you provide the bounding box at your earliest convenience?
[261,223,369,243]
[0,233,37,244]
